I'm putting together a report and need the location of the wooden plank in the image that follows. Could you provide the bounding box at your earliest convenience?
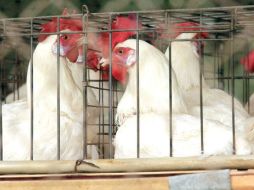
[0,177,169,190]
[1,174,254,190]
[1,169,254,190]
[0,170,253,190]
[231,170,254,190]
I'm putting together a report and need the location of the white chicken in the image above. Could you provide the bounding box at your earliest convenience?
[165,26,254,151]
[112,39,187,126]
[166,32,248,121]
[2,17,100,160]
[112,39,251,158]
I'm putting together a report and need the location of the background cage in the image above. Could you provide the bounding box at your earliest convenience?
[0,4,254,189]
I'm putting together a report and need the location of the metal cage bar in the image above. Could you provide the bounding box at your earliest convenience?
[230,10,236,154]
[0,5,253,163]
[0,31,3,161]
[136,13,140,159]
[56,17,61,160]
[108,14,113,159]
[29,18,34,160]
[82,5,89,160]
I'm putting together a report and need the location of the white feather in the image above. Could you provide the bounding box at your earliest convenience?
[115,39,187,125]
[114,38,252,158]
[2,34,100,160]
[166,33,252,133]
[114,113,251,158]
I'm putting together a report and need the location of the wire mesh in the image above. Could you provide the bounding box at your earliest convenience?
[0,5,254,163]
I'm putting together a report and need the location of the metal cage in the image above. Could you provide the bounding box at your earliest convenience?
[0,5,254,175]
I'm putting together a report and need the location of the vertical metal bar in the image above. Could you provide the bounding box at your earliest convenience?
[246,74,250,112]
[0,63,2,160]
[108,15,113,158]
[168,43,173,157]
[219,43,225,91]
[242,39,247,104]
[56,17,61,160]
[227,42,230,94]
[214,40,217,88]
[82,6,88,159]
[166,11,173,157]
[217,42,221,89]
[136,14,140,158]
[112,81,116,136]
[15,51,19,100]
[247,74,250,113]
[98,73,102,158]
[99,71,105,158]
[0,27,3,160]
[230,10,236,154]
[246,41,250,113]
[199,40,204,154]
[243,64,246,104]
[199,13,204,154]
[13,49,18,101]
[30,19,34,160]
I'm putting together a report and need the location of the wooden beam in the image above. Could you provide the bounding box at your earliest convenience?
[0,170,253,189]
[1,156,254,174]
[0,177,169,190]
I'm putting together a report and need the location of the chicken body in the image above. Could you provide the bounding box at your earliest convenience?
[114,113,251,158]
[166,32,254,153]
[112,39,251,158]
[2,35,99,160]
[115,39,187,125]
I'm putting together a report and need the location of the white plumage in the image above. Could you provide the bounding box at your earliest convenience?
[113,39,251,158]
[114,113,251,158]
[115,39,187,125]
[166,33,254,143]
[2,34,99,160]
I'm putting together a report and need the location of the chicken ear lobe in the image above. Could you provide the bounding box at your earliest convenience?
[126,50,136,67]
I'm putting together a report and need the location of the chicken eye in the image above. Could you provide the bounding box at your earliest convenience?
[118,49,124,54]
[62,35,68,40]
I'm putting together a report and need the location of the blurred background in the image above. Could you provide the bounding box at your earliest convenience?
[0,0,253,18]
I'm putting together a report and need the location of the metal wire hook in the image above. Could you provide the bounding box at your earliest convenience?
[82,5,90,15]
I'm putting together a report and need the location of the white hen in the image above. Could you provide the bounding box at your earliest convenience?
[112,39,251,158]
[2,33,99,160]
[113,39,187,126]
[166,31,254,145]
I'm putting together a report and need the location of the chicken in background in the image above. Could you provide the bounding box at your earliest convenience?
[163,22,254,150]
[240,50,254,115]
[2,9,100,160]
[111,39,251,158]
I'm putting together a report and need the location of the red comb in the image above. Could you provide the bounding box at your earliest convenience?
[99,15,141,58]
[241,50,254,73]
[173,22,209,39]
[38,8,82,42]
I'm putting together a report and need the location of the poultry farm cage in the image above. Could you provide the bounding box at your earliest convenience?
[1,4,254,189]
